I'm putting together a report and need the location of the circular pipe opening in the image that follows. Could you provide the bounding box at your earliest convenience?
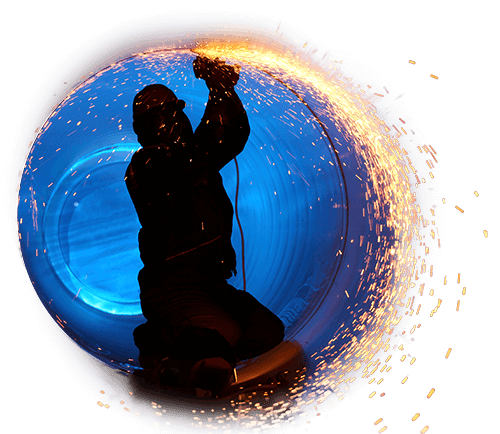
[10,12,433,427]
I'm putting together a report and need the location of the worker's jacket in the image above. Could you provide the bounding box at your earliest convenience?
[125,90,250,289]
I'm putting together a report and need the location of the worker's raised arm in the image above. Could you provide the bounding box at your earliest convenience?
[192,56,250,172]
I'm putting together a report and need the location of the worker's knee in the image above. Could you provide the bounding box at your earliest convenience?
[265,316,285,350]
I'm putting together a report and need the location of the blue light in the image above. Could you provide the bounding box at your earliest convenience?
[43,144,142,313]
[17,50,369,371]
[12,13,442,432]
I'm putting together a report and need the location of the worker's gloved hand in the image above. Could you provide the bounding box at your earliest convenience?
[193,56,240,92]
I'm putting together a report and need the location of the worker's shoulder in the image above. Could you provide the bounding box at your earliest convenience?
[130,146,171,165]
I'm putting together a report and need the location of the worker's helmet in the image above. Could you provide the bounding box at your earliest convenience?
[132,84,193,148]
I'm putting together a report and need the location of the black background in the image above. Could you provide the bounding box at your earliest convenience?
[2,10,488,434]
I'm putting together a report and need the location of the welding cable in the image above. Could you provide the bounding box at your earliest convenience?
[233,156,246,292]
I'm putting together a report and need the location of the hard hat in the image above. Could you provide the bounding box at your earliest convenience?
[133,84,184,120]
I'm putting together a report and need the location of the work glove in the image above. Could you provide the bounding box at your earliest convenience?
[193,56,241,92]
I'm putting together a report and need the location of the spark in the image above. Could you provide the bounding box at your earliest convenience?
[21,42,447,430]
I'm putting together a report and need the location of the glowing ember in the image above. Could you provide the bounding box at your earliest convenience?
[21,35,461,432]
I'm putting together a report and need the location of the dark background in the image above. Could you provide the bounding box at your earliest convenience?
[2,7,488,434]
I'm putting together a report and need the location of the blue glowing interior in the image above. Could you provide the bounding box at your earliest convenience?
[18,50,382,370]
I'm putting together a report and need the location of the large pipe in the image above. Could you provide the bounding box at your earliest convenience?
[17,42,407,427]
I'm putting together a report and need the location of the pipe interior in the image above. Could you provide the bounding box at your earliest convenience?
[18,49,385,372]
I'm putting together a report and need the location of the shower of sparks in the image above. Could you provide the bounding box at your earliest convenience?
[175,40,443,429]
[20,39,453,432]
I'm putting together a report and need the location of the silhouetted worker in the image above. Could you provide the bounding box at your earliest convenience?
[125,56,285,397]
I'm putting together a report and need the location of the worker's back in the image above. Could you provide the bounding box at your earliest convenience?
[125,143,237,284]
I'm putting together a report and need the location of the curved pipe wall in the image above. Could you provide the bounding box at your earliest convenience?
[10,12,433,427]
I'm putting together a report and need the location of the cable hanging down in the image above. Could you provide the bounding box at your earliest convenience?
[233,156,246,292]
